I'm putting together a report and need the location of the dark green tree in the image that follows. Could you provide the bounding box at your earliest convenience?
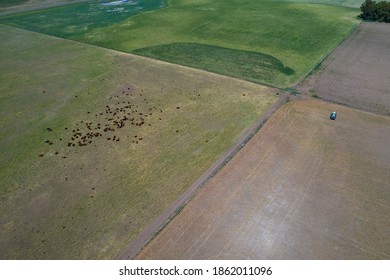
[376,1,390,22]
[360,0,377,20]
[359,0,390,22]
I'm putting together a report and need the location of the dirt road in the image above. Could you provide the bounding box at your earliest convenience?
[117,93,288,259]
[135,99,390,259]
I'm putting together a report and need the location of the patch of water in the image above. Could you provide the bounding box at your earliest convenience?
[0,0,167,37]
[98,0,164,15]
[102,0,131,6]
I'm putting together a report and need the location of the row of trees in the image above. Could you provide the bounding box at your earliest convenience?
[360,0,390,22]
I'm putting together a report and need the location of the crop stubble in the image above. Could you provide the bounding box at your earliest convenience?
[136,99,390,259]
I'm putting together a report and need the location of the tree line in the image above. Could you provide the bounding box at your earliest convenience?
[360,0,390,22]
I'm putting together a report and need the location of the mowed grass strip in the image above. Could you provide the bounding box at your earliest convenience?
[0,0,359,87]
[0,25,277,259]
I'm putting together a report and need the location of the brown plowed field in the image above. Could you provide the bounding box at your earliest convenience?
[136,99,390,259]
[297,22,390,116]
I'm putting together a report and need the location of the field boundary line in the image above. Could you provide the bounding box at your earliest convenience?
[294,21,361,89]
[117,49,280,89]
[116,93,289,260]
[0,24,280,90]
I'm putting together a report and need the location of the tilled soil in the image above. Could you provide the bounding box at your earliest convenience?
[297,22,390,116]
[117,93,288,259]
[136,99,390,259]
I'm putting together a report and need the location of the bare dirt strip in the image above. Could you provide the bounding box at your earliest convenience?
[135,98,390,259]
[117,92,289,260]
[297,22,390,116]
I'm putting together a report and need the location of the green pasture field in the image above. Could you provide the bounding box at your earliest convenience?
[133,43,295,86]
[0,0,29,8]
[0,0,360,87]
[0,0,167,36]
[0,24,277,259]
